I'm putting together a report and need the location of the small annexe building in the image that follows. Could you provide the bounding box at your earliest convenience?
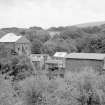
[30,54,49,70]
[46,52,67,71]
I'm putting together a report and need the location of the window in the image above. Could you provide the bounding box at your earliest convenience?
[11,49,17,55]
[60,74,64,78]
[18,48,20,51]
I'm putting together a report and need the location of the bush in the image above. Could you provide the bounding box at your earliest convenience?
[0,75,17,105]
[18,76,49,105]
[16,68,105,105]
[0,55,35,81]
[64,68,105,105]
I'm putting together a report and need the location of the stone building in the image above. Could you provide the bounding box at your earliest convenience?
[0,33,31,56]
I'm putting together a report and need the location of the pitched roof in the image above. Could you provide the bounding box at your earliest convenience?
[54,52,67,58]
[65,53,105,60]
[0,33,22,42]
[16,36,30,44]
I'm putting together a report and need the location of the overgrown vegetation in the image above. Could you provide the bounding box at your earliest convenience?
[1,24,105,55]
[11,69,105,105]
[1,59,105,105]
[0,55,34,81]
[1,24,105,105]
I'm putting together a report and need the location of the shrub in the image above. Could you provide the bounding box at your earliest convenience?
[16,68,105,105]
[64,68,105,105]
[18,76,49,105]
[0,75,17,105]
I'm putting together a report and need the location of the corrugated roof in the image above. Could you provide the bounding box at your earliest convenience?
[46,59,63,64]
[54,52,67,58]
[65,53,105,60]
[0,33,22,42]
[30,54,49,61]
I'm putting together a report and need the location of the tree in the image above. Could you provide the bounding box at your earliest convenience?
[25,29,50,43]
[35,30,50,43]
[83,37,105,53]
[82,26,101,34]
[31,39,43,54]
[42,38,77,55]
[60,28,83,40]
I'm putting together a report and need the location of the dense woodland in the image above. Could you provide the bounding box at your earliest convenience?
[1,24,105,105]
[1,24,105,55]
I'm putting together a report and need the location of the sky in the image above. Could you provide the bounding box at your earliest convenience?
[0,0,105,29]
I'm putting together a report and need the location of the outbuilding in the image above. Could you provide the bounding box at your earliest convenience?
[65,53,105,73]
[30,54,49,70]
[45,52,67,71]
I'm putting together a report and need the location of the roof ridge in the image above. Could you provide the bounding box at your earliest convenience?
[0,33,22,42]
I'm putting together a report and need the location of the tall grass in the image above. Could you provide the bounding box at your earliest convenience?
[17,67,105,105]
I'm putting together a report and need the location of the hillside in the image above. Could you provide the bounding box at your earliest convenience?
[74,21,105,28]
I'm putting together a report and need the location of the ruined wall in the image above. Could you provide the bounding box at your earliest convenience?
[15,43,31,55]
